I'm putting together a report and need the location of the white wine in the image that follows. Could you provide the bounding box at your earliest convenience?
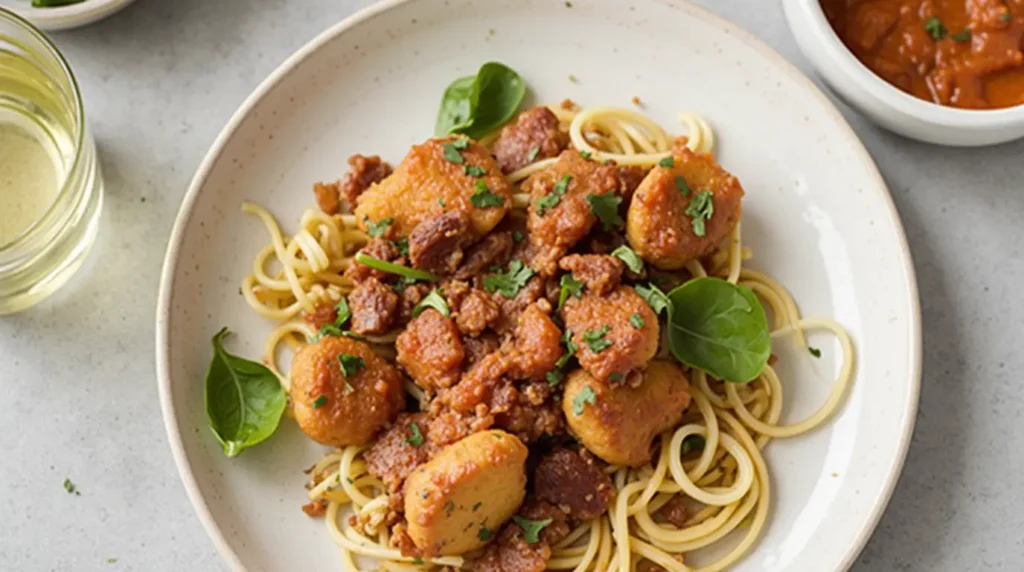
[0,112,66,246]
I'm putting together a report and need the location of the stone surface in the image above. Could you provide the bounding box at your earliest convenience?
[0,0,1020,570]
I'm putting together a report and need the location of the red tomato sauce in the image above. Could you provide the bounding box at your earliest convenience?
[821,0,1024,109]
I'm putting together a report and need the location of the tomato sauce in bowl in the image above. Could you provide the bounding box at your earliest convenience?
[821,0,1024,109]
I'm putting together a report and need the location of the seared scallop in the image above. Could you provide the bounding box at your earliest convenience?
[560,286,659,383]
[289,336,405,447]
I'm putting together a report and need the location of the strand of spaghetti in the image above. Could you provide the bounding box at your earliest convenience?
[511,192,531,209]
[300,209,345,257]
[508,157,559,183]
[261,320,314,388]
[728,318,853,437]
[631,535,692,572]
[741,280,788,331]
[569,106,671,166]
[554,520,592,550]
[325,502,464,568]
[241,275,301,320]
[242,202,314,312]
[338,446,375,507]
[686,387,721,479]
[726,222,742,284]
[668,426,754,505]
[625,435,672,515]
[634,491,740,544]
[548,521,599,570]
[739,268,805,346]
[690,410,771,572]
[593,516,613,572]
[686,258,708,278]
[617,120,663,154]
[610,479,649,572]
[679,111,715,155]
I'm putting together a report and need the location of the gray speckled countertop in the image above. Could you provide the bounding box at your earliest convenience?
[0,0,1021,570]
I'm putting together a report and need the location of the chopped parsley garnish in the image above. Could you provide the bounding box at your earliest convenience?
[513,516,553,544]
[586,193,624,230]
[681,434,706,455]
[579,150,592,159]
[527,146,540,162]
[483,259,535,298]
[442,142,466,164]
[312,394,327,409]
[924,16,947,40]
[464,164,487,177]
[337,354,365,378]
[658,156,674,168]
[317,324,342,340]
[63,478,79,495]
[809,346,822,358]
[685,190,715,237]
[629,313,645,329]
[675,175,691,196]
[473,501,482,511]
[314,297,352,341]
[582,325,612,353]
[413,289,451,318]
[406,422,424,446]
[611,245,645,274]
[546,369,565,387]
[451,138,470,149]
[392,275,417,293]
[365,217,393,238]
[635,283,670,315]
[412,557,425,565]
[557,273,585,309]
[572,385,597,416]
[478,526,494,541]
[555,329,577,369]
[512,230,524,243]
[568,74,578,83]
[470,180,505,208]
[609,372,624,382]
[951,29,971,42]
[1002,12,1012,23]
[390,238,410,257]
[536,174,572,215]
[445,500,456,514]
[437,197,445,207]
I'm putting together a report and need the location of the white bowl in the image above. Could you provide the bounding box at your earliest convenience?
[782,0,1024,146]
[0,0,137,31]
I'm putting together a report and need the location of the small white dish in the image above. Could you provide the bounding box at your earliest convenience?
[0,0,136,31]
[157,0,922,570]
[782,0,1024,146]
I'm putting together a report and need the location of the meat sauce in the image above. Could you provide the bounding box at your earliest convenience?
[821,0,1024,108]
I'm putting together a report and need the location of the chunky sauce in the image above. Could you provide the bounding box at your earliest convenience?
[821,0,1024,109]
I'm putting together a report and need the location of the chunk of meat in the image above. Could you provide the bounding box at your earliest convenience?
[348,277,399,335]
[463,332,501,365]
[533,447,615,520]
[365,413,434,493]
[313,181,342,215]
[397,283,432,324]
[454,232,515,280]
[491,106,569,174]
[396,309,465,391]
[289,336,405,447]
[563,361,691,466]
[448,284,501,336]
[345,238,399,283]
[408,210,474,274]
[656,496,689,528]
[525,151,628,275]
[559,254,624,296]
[561,286,659,383]
[302,301,338,331]
[472,502,571,572]
[507,302,563,380]
[618,165,650,202]
[403,430,528,556]
[302,499,328,517]
[339,154,392,208]
[491,274,546,335]
[355,136,512,237]
[490,379,564,443]
[627,147,744,270]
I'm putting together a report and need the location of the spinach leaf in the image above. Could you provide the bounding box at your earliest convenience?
[205,328,286,457]
[435,62,526,139]
[666,277,770,383]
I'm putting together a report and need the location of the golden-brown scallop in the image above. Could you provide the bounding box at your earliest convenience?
[562,361,691,466]
[403,430,528,556]
[289,336,405,447]
[354,136,512,237]
[626,147,744,270]
[560,286,659,383]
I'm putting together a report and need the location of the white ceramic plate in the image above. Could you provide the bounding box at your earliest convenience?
[156,0,921,570]
[1,0,136,31]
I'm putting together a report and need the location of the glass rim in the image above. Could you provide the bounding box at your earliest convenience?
[0,5,87,253]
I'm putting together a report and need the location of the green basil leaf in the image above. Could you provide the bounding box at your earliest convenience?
[436,62,526,139]
[666,277,770,383]
[205,328,286,457]
[435,75,477,136]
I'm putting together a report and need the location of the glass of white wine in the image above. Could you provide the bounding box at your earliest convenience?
[0,7,102,315]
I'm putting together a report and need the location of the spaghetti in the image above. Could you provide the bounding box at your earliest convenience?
[240,104,855,571]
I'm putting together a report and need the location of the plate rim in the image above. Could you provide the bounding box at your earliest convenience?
[2,0,138,31]
[154,1,923,570]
